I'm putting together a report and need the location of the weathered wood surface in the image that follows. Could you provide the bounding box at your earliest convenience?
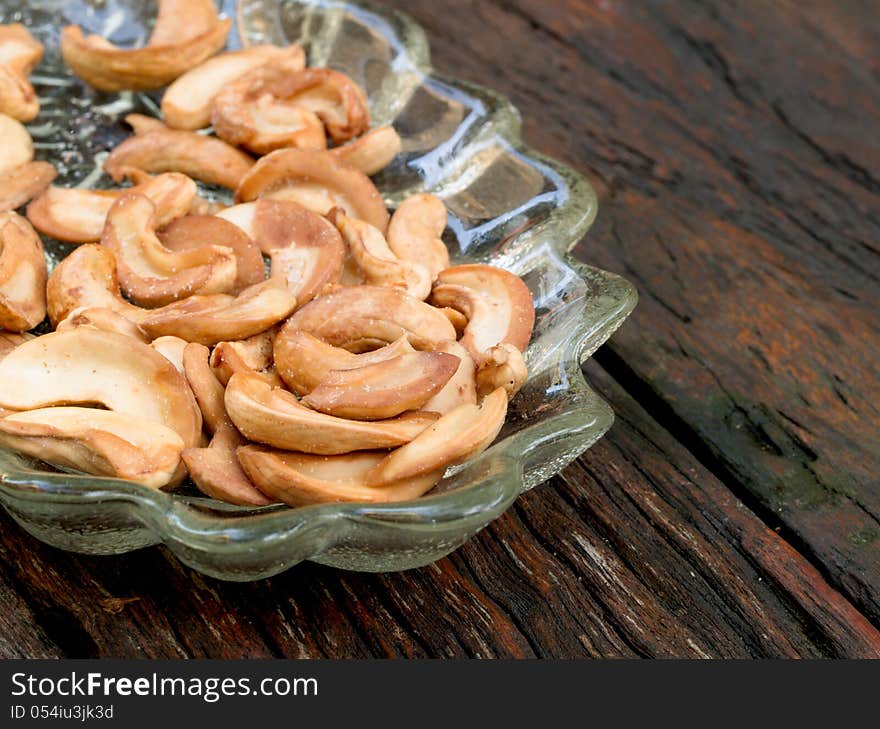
[1,0,878,657]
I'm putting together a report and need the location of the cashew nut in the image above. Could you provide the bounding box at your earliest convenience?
[0,212,47,332]
[430,264,535,361]
[234,148,389,233]
[211,51,330,154]
[101,194,238,307]
[46,244,145,327]
[225,372,439,454]
[55,306,149,343]
[0,161,56,213]
[139,278,297,345]
[386,193,450,280]
[0,407,186,489]
[181,343,275,506]
[302,351,460,421]
[209,330,282,388]
[365,387,508,486]
[104,127,254,190]
[157,214,265,295]
[162,45,295,131]
[283,285,456,350]
[237,447,443,507]
[329,126,402,176]
[422,340,477,415]
[60,1,231,92]
[0,113,33,175]
[334,211,432,300]
[475,342,528,399]
[217,199,344,305]
[0,329,202,475]
[27,172,198,244]
[151,335,189,373]
[0,24,44,121]
[273,330,416,396]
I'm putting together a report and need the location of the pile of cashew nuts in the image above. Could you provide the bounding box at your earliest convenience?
[0,1,534,507]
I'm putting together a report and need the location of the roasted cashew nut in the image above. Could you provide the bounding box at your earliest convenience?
[386,193,450,280]
[225,372,439,454]
[0,113,33,176]
[217,199,345,305]
[237,447,442,507]
[283,284,457,351]
[0,161,56,213]
[0,212,47,332]
[365,387,508,486]
[0,328,202,486]
[209,330,282,388]
[0,407,186,489]
[181,343,275,506]
[157,214,266,295]
[329,126,402,176]
[0,24,44,121]
[234,148,389,233]
[27,172,198,244]
[211,50,328,154]
[60,0,231,92]
[302,351,460,421]
[104,127,254,190]
[162,45,296,131]
[273,329,416,396]
[101,194,238,307]
[334,211,432,300]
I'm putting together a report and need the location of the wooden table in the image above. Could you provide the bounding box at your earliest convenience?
[2,0,878,658]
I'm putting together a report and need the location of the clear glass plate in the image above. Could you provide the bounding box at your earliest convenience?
[0,0,636,579]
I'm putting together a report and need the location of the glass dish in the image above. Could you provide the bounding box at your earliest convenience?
[0,0,637,579]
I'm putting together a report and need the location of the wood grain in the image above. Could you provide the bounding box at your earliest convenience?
[379,0,880,619]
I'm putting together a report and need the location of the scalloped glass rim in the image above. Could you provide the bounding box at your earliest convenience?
[0,0,636,579]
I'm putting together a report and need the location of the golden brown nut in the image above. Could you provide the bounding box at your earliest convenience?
[274,330,416,396]
[217,199,344,305]
[139,278,297,345]
[430,264,535,362]
[0,24,44,121]
[335,211,431,300]
[283,285,456,350]
[237,447,443,506]
[46,244,145,327]
[104,128,254,190]
[386,193,450,280]
[475,342,528,399]
[60,1,231,92]
[162,45,295,130]
[365,387,508,486]
[157,214,265,295]
[0,407,186,489]
[234,148,389,232]
[302,351,459,420]
[151,335,189,373]
[0,212,47,331]
[329,126,402,176]
[0,161,56,213]
[225,372,439,454]
[181,343,275,506]
[211,51,329,154]
[101,194,238,307]
[55,306,150,342]
[0,328,202,454]
[422,340,477,414]
[0,113,33,175]
[209,330,282,388]
[27,172,198,244]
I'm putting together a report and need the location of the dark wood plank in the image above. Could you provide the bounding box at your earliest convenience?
[2,360,876,657]
[378,0,880,620]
